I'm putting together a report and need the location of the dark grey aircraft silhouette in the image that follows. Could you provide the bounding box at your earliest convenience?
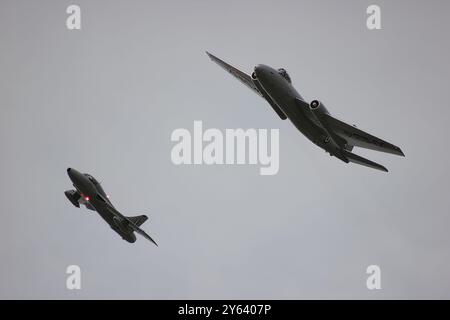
[64,168,157,245]
[206,52,404,172]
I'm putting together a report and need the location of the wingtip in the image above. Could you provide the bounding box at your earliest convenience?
[372,163,388,172]
[394,146,405,157]
[150,237,158,247]
[343,150,390,172]
[367,164,388,172]
[149,238,158,247]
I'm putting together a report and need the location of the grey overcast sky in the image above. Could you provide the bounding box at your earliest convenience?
[1,0,450,299]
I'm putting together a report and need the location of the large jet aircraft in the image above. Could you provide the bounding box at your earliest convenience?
[64,168,158,246]
[206,52,404,172]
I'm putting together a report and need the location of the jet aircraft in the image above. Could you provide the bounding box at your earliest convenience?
[65,168,157,245]
[206,52,404,172]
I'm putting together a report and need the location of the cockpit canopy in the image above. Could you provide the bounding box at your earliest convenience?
[84,174,99,186]
[277,68,291,84]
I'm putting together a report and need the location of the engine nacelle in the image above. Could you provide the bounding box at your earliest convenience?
[310,100,320,109]
[309,100,329,114]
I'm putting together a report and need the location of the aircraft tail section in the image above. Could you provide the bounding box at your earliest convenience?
[342,150,388,172]
[125,214,157,246]
[126,215,148,227]
[129,223,158,246]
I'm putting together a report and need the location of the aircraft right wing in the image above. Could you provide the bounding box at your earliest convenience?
[342,149,388,172]
[295,98,390,172]
[206,51,287,120]
[323,114,405,156]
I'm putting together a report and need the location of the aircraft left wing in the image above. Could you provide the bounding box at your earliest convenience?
[207,51,287,120]
[322,114,405,156]
[206,51,263,97]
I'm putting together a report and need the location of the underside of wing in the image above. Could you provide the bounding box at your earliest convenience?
[206,51,263,97]
[254,79,287,120]
[323,114,405,156]
[342,150,388,172]
[207,51,287,120]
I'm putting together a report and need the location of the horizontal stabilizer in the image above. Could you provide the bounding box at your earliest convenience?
[342,150,388,172]
[125,214,157,246]
[129,224,158,246]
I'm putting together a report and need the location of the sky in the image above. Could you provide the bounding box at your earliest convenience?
[1,0,450,299]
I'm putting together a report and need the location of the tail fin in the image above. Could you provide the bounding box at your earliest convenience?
[126,215,157,246]
[342,150,388,172]
[127,215,148,227]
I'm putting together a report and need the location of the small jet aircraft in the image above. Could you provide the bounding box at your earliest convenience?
[206,52,404,172]
[64,168,157,246]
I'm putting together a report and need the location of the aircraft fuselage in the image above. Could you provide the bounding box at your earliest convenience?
[206,51,404,171]
[66,168,137,243]
[253,64,333,154]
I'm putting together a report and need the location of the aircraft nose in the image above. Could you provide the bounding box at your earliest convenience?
[67,167,75,177]
[67,167,80,182]
[253,64,269,80]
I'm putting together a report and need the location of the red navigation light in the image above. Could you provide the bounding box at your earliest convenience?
[85,196,90,201]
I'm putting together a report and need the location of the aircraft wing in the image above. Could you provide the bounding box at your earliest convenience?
[207,51,287,120]
[342,150,388,172]
[323,114,405,156]
[206,51,263,97]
